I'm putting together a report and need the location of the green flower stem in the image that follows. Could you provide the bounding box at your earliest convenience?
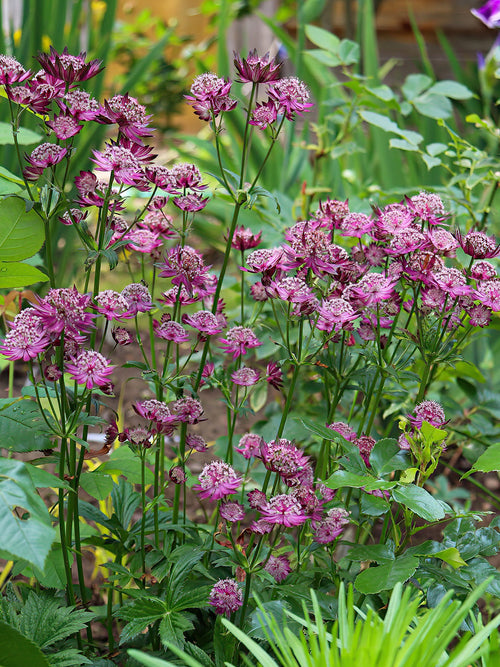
[172,422,188,528]
[239,83,257,188]
[275,360,301,441]
[58,437,75,606]
[140,451,147,576]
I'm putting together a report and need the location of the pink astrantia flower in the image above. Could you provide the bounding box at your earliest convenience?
[0,308,50,361]
[33,287,94,336]
[259,493,308,527]
[112,327,133,346]
[316,297,358,333]
[354,435,376,465]
[134,398,172,424]
[466,303,492,327]
[123,228,162,254]
[153,318,190,343]
[233,49,283,83]
[408,400,446,429]
[478,278,500,310]
[97,93,152,142]
[456,229,500,259]
[340,212,374,238]
[95,290,131,321]
[209,579,243,616]
[186,72,238,120]
[235,433,265,459]
[249,100,279,130]
[313,507,350,544]
[267,76,314,120]
[182,310,223,335]
[230,225,262,251]
[61,89,100,120]
[350,273,397,307]
[186,433,207,452]
[24,143,68,180]
[315,198,350,229]
[36,46,103,83]
[46,112,82,139]
[92,137,155,185]
[194,460,242,500]
[159,245,212,293]
[0,54,31,84]
[266,361,283,390]
[407,191,447,225]
[121,283,153,315]
[169,163,208,193]
[219,326,262,359]
[260,439,310,482]
[327,421,357,442]
[470,261,497,281]
[169,397,204,424]
[173,193,210,212]
[231,367,260,386]
[66,350,114,389]
[263,554,291,582]
[219,500,245,522]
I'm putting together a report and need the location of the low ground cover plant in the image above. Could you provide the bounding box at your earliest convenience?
[0,4,499,665]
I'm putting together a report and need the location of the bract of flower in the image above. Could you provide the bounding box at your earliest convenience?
[121,283,153,315]
[123,227,162,254]
[182,310,223,335]
[173,193,210,212]
[58,208,88,226]
[349,273,397,307]
[60,89,100,120]
[266,361,283,390]
[220,500,245,522]
[354,435,376,465]
[194,460,242,500]
[313,507,350,544]
[169,397,204,424]
[153,318,190,343]
[95,290,132,321]
[431,267,473,297]
[159,245,212,293]
[259,493,308,527]
[66,350,114,389]
[407,191,447,225]
[231,366,260,386]
[263,554,291,582]
[92,137,155,185]
[315,198,350,229]
[470,261,497,281]
[466,303,492,327]
[249,99,279,130]
[33,287,94,336]
[169,466,186,484]
[408,400,446,429]
[340,212,374,238]
[23,142,68,180]
[144,163,174,189]
[267,76,314,120]
[233,49,283,83]
[186,433,208,452]
[0,54,31,84]
[186,72,237,120]
[0,308,50,361]
[316,297,358,333]
[219,326,262,359]
[477,278,500,310]
[471,0,500,28]
[46,111,83,139]
[209,579,243,615]
[248,489,267,510]
[260,439,310,481]
[236,433,265,459]
[230,225,262,251]
[159,286,201,307]
[374,203,414,237]
[456,229,500,259]
[112,327,133,346]
[36,46,103,83]
[327,421,357,442]
[97,93,152,141]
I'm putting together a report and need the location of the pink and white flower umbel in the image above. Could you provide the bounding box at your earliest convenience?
[267,76,314,120]
[0,308,50,361]
[24,143,68,180]
[194,461,242,501]
[185,72,238,121]
[219,326,262,359]
[36,46,103,84]
[233,49,283,83]
[66,350,114,390]
[0,54,31,84]
[209,579,243,616]
[408,400,447,429]
[259,493,308,527]
[313,507,350,544]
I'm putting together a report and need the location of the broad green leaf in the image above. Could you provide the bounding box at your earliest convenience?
[24,465,71,490]
[159,611,194,648]
[392,484,446,521]
[0,197,44,261]
[471,443,500,473]
[302,0,327,23]
[358,110,422,144]
[305,24,340,53]
[339,40,360,65]
[0,620,50,667]
[117,598,166,645]
[0,458,56,570]
[0,122,42,145]
[79,471,114,500]
[390,138,419,152]
[355,555,419,594]
[413,93,453,119]
[0,399,51,452]
[422,154,442,170]
[433,547,467,569]
[0,261,48,288]
[426,142,448,156]
[305,49,341,67]
[360,491,390,516]
[420,421,448,445]
[346,543,395,563]
[250,381,268,413]
[326,470,395,491]
[429,80,473,99]
[402,73,432,100]
[369,439,406,476]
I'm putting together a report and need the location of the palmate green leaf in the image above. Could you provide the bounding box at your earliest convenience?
[355,555,419,594]
[159,611,195,648]
[116,597,166,645]
[0,197,44,261]
[0,458,55,570]
[170,585,211,613]
[0,620,50,667]
[0,399,52,452]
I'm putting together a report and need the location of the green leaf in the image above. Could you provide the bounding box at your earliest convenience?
[390,138,419,152]
[360,491,390,516]
[0,399,51,452]
[305,49,340,67]
[128,647,204,667]
[326,470,395,491]
[413,93,453,119]
[304,24,340,53]
[159,611,194,648]
[0,197,44,261]
[402,73,432,100]
[339,40,360,65]
[24,465,71,490]
[369,438,408,476]
[358,110,422,144]
[0,122,42,145]
[117,598,166,645]
[0,458,56,570]
[422,154,442,170]
[429,80,473,99]
[250,381,268,413]
[79,471,114,500]
[433,547,467,569]
[347,543,395,564]
[355,555,419,594]
[471,443,500,473]
[0,261,48,288]
[392,484,446,521]
[0,620,50,667]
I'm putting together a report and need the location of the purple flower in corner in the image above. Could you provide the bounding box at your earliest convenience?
[471,0,500,28]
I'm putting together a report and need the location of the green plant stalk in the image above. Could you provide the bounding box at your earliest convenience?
[140,451,147,576]
[172,422,188,528]
[58,437,76,607]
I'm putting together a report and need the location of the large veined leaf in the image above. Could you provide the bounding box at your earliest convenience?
[0,399,52,452]
[392,484,448,522]
[0,261,48,287]
[355,555,420,594]
[471,443,500,473]
[0,458,55,570]
[0,621,50,667]
[0,197,44,261]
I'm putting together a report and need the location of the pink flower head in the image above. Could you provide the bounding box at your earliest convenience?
[134,398,172,424]
[58,207,88,226]
[471,0,500,28]
[153,318,189,343]
[0,308,50,361]
[470,261,497,281]
[219,501,245,522]
[245,247,283,279]
[209,579,243,615]
[0,54,31,85]
[186,72,237,120]
[249,100,279,130]
[327,421,357,442]
[478,278,500,310]
[169,397,204,424]
[316,297,358,333]
[456,229,500,259]
[354,435,376,465]
[267,76,314,120]
[92,137,155,185]
[46,111,82,140]
[282,221,350,276]
[260,439,310,481]
[61,89,100,120]
[121,283,153,315]
[248,489,267,510]
[66,350,114,389]
[263,554,291,582]
[219,326,262,359]
[33,287,94,336]
[182,310,222,336]
[186,433,207,452]
[313,507,350,544]
[315,198,350,229]
[408,400,446,429]
[374,203,414,238]
[466,303,492,327]
[350,273,397,307]
[168,163,207,193]
[407,191,447,225]
[169,466,186,484]
[139,209,174,238]
[159,245,212,293]
[432,267,472,297]
[36,46,103,83]
[24,143,68,180]
[112,327,133,346]
[259,493,308,527]
[230,225,262,251]
[97,93,152,142]
[236,432,265,459]
[173,192,209,212]
[341,212,374,238]
[123,227,162,254]
[230,367,260,386]
[233,49,283,83]
[194,460,242,500]
[266,361,283,390]
[95,290,131,321]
